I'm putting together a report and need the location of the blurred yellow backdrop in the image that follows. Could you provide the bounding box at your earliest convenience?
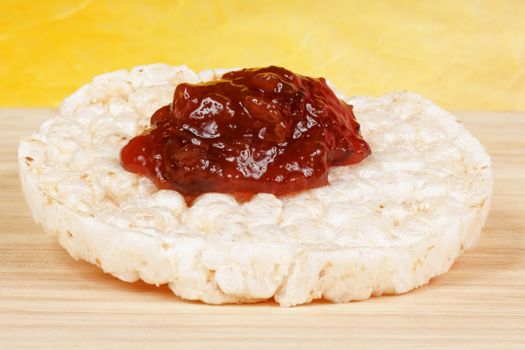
[1,0,524,109]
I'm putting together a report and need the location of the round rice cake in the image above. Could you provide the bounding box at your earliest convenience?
[18,64,492,306]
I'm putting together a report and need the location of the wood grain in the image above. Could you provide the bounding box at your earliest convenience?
[1,109,524,349]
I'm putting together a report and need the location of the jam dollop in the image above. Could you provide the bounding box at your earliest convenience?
[120,66,371,197]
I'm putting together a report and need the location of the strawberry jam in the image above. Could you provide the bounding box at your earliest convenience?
[120,66,370,198]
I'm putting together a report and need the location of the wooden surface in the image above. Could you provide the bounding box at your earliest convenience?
[1,109,524,349]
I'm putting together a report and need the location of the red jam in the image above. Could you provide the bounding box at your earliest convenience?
[120,66,371,198]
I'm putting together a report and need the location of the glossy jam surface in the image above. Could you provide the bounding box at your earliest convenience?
[120,66,371,197]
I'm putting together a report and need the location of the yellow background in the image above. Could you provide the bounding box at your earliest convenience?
[1,0,524,110]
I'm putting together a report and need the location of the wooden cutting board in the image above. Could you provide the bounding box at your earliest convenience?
[1,109,524,349]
